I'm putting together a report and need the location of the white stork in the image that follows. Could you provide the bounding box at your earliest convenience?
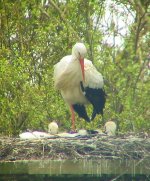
[54,43,106,131]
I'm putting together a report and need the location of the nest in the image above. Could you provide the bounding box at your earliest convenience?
[0,133,150,162]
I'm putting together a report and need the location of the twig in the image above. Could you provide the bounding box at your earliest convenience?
[48,0,80,40]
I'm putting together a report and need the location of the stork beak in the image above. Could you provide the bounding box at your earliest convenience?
[79,58,85,82]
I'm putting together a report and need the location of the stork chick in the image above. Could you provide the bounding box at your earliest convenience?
[48,121,59,134]
[104,121,117,136]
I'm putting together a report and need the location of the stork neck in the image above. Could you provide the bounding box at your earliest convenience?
[72,55,79,61]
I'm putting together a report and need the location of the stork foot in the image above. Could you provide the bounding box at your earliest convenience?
[69,130,77,134]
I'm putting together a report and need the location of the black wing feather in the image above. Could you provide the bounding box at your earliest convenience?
[72,104,90,122]
[80,81,106,120]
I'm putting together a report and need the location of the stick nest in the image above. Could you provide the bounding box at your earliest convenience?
[0,133,150,161]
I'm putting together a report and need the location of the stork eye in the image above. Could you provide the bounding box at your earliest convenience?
[78,52,81,58]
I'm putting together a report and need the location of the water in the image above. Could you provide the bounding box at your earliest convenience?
[0,159,149,180]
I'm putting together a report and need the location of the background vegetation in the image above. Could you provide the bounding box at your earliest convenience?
[0,0,149,135]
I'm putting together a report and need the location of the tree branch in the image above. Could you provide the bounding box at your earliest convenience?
[48,0,80,40]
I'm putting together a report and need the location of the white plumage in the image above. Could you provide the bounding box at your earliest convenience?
[54,44,103,105]
[104,121,117,136]
[48,121,59,134]
[19,131,51,139]
[54,43,105,130]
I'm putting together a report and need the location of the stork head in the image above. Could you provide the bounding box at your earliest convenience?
[72,43,87,81]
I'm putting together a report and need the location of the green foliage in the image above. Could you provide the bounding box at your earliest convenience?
[0,0,149,135]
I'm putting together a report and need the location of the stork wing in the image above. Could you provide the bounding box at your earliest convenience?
[84,59,104,89]
[54,56,73,90]
[80,81,106,120]
[80,60,106,120]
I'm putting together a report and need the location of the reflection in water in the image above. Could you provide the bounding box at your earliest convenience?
[0,174,148,181]
[0,159,149,181]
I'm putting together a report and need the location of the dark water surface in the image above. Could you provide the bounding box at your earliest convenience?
[0,159,149,180]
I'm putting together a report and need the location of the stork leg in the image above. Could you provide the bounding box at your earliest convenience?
[70,105,75,131]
